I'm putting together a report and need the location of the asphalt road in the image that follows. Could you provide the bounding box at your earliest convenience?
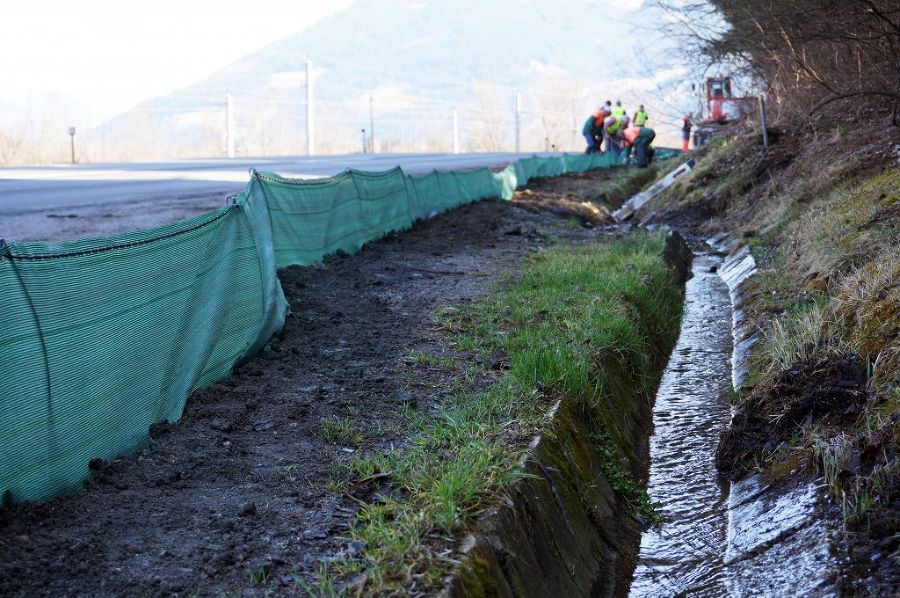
[0,152,549,243]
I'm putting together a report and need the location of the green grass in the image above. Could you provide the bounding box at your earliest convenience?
[323,231,682,594]
[295,565,342,597]
[321,416,364,447]
[407,350,458,369]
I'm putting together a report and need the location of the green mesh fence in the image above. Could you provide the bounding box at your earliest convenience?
[0,194,288,503]
[257,152,622,268]
[0,152,621,504]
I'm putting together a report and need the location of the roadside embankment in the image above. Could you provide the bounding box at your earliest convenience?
[636,125,899,594]
[443,231,689,597]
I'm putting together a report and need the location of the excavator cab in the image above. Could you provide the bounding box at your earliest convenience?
[706,77,734,122]
[694,75,753,146]
[707,77,733,100]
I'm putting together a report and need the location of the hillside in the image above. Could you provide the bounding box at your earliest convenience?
[88,0,686,160]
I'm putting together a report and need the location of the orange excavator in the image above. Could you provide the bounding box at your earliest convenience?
[693,76,754,146]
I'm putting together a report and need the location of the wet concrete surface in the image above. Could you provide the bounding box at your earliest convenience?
[716,242,840,597]
[630,252,734,596]
[631,242,839,597]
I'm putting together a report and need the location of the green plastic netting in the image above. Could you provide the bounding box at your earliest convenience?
[0,195,287,503]
[0,152,621,503]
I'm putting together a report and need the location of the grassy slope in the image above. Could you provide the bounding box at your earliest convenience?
[648,126,899,593]
[311,230,682,595]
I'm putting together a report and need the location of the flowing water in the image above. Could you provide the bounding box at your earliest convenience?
[630,253,734,596]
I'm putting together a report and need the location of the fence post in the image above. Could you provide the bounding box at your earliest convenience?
[758,95,769,148]
[225,92,235,158]
[452,109,459,154]
[369,93,375,153]
[306,57,315,156]
[515,91,521,154]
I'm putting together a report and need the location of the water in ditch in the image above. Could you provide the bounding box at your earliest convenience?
[630,252,734,597]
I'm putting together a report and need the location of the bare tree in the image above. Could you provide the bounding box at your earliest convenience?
[467,83,509,152]
[653,0,900,124]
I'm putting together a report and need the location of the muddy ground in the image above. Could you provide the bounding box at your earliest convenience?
[0,170,623,596]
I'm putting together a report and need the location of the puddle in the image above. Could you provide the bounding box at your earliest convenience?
[630,253,734,596]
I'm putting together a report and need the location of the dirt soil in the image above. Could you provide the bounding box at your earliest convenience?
[716,353,870,480]
[0,170,621,597]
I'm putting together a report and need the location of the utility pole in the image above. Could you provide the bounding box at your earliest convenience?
[67,127,76,164]
[514,91,521,154]
[452,109,459,154]
[369,93,375,153]
[225,91,235,158]
[306,57,315,156]
[758,95,769,148]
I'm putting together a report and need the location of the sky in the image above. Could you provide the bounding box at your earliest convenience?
[2,0,648,120]
[1,0,354,116]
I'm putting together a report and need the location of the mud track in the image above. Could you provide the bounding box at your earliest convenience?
[0,171,621,596]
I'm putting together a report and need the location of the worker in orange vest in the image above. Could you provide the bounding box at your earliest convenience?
[681,115,692,152]
[623,125,656,167]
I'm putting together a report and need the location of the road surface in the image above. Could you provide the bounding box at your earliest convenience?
[0,152,552,243]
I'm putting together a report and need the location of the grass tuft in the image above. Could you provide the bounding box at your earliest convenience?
[321,416,364,447]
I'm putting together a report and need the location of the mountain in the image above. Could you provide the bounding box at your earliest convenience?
[91,0,688,159]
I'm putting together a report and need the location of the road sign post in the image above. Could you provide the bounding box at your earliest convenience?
[67,127,76,164]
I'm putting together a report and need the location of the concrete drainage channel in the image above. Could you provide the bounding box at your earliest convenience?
[630,237,839,597]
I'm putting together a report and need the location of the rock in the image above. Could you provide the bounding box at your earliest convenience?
[393,391,416,406]
[301,529,327,540]
[346,540,366,557]
[210,419,232,432]
[490,359,510,371]
[70,539,90,553]
[254,420,275,432]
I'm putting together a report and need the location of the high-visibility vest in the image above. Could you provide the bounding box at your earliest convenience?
[623,126,641,147]
[605,115,624,135]
[634,110,648,126]
[611,106,626,117]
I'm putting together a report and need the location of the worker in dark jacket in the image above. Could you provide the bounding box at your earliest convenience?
[623,125,656,167]
[582,110,603,153]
